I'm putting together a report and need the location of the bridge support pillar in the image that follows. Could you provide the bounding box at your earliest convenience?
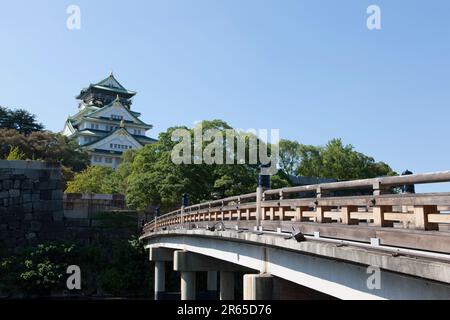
[243,273,273,300]
[174,250,249,300]
[149,247,173,300]
[181,271,197,300]
[220,271,235,300]
[206,271,218,299]
[154,261,166,300]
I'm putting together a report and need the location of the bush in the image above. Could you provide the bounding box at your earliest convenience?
[0,238,152,298]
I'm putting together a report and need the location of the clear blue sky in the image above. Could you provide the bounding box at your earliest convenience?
[1,0,449,190]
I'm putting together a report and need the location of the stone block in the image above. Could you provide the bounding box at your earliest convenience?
[37,212,53,222]
[21,180,32,190]
[25,232,37,240]
[30,221,42,232]
[53,210,64,222]
[0,191,8,199]
[10,197,21,206]
[12,229,23,238]
[65,219,90,227]
[32,201,44,212]
[64,210,89,219]
[38,181,50,190]
[23,202,33,213]
[13,180,21,189]
[2,180,12,189]
[22,193,32,203]
[12,173,27,180]
[40,190,53,200]
[8,220,20,229]
[9,189,20,198]
[52,190,63,200]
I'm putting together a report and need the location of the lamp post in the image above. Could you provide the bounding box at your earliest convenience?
[256,165,271,229]
[402,170,415,194]
[181,193,189,229]
[154,207,160,232]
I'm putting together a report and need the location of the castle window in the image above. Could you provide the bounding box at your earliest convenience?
[111,114,123,120]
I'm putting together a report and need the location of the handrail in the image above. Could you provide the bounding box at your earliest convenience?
[154,171,450,219]
[265,170,450,196]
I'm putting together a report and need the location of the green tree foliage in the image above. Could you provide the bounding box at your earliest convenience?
[5,146,26,160]
[279,139,302,176]
[0,106,44,134]
[0,129,89,172]
[65,166,115,194]
[295,138,396,180]
[65,150,137,194]
[0,244,76,296]
[102,150,136,195]
[126,120,280,211]
[0,238,152,298]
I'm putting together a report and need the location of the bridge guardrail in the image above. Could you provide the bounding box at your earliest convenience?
[143,171,450,237]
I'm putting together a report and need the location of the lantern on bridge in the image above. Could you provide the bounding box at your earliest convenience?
[258,164,271,190]
[401,170,416,194]
[182,193,189,207]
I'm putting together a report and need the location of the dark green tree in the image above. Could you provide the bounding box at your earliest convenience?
[0,106,44,134]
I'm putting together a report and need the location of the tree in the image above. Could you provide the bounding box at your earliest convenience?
[126,120,267,211]
[296,139,396,180]
[0,106,44,134]
[0,129,89,172]
[65,166,115,194]
[102,150,136,195]
[279,139,302,176]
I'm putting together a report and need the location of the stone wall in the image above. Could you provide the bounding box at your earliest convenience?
[63,193,141,244]
[0,160,64,251]
[63,193,127,219]
[0,160,141,254]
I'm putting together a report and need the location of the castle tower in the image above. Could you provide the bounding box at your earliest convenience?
[63,73,156,169]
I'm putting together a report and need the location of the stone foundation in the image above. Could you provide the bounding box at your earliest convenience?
[0,160,64,251]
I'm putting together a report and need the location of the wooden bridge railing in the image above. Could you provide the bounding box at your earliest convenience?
[143,171,450,236]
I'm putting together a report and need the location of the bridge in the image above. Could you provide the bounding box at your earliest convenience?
[140,171,450,300]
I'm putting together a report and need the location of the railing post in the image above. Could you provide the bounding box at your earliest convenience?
[256,186,263,228]
[237,197,241,222]
[373,181,386,196]
[414,205,439,231]
[373,205,393,227]
[341,206,358,225]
